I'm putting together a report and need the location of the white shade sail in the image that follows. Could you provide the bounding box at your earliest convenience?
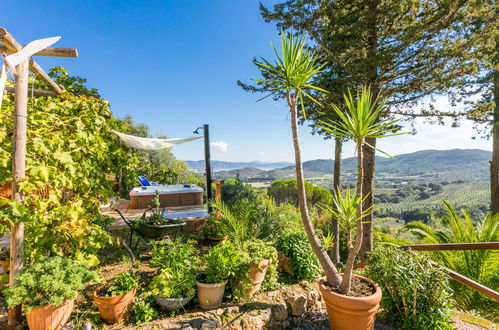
[111,130,202,150]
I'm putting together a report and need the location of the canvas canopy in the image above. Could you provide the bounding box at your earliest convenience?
[111,130,202,150]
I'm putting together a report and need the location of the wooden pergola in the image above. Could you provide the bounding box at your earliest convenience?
[0,27,78,325]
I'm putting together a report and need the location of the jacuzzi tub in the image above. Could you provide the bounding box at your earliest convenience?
[129,184,204,209]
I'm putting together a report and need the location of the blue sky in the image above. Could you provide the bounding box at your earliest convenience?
[2,1,491,162]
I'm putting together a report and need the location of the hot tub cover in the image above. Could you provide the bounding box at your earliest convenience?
[111,130,202,150]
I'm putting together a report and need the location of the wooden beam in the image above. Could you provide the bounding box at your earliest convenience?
[5,86,58,97]
[0,28,63,93]
[0,44,78,58]
[431,262,499,302]
[401,242,499,251]
[8,59,28,326]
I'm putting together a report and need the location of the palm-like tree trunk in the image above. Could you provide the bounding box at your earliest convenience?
[491,65,499,215]
[360,137,375,259]
[340,142,364,294]
[288,93,342,287]
[330,136,342,264]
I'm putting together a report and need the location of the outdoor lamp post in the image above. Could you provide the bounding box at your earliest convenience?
[193,124,212,212]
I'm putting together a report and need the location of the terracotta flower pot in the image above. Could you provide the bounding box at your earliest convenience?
[93,285,136,324]
[244,259,271,297]
[196,278,227,310]
[204,236,227,246]
[318,275,382,330]
[26,299,74,330]
[0,182,12,199]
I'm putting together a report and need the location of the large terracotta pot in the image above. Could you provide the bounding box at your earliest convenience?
[244,259,270,297]
[0,182,12,199]
[26,299,74,330]
[196,278,227,310]
[93,285,136,324]
[204,236,227,246]
[318,275,382,330]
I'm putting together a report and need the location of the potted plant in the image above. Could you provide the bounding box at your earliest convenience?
[251,34,403,329]
[3,256,96,330]
[93,271,140,324]
[203,216,227,245]
[0,247,9,275]
[238,240,277,297]
[136,190,185,238]
[196,240,241,310]
[149,269,196,311]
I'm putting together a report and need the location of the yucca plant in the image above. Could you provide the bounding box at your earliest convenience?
[251,33,343,287]
[405,200,499,310]
[318,87,404,293]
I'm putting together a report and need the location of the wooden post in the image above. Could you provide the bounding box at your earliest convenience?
[8,59,29,325]
[213,180,224,217]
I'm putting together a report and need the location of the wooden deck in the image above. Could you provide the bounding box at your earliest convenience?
[102,199,210,231]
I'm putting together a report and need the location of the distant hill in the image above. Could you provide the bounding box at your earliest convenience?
[210,149,492,183]
[184,160,293,172]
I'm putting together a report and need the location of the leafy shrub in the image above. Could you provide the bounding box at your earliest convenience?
[129,293,158,325]
[100,271,140,297]
[220,179,258,206]
[203,216,226,238]
[267,179,332,208]
[274,232,321,281]
[3,257,96,311]
[150,238,200,273]
[201,241,242,284]
[149,268,196,299]
[365,247,453,330]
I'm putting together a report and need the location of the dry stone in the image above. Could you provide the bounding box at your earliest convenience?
[272,303,288,321]
[285,294,307,316]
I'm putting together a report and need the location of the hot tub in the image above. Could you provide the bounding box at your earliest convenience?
[129,184,204,209]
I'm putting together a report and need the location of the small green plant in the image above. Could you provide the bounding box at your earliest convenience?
[3,256,96,311]
[150,238,200,272]
[100,271,140,297]
[275,231,321,281]
[149,268,196,299]
[230,239,279,299]
[140,190,169,225]
[365,247,453,330]
[200,240,242,284]
[129,293,158,325]
[0,247,9,260]
[203,216,226,238]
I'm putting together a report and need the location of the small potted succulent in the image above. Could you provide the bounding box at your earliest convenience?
[136,190,185,238]
[149,269,196,311]
[3,257,96,330]
[196,241,241,310]
[202,216,227,245]
[93,271,140,324]
[0,247,9,275]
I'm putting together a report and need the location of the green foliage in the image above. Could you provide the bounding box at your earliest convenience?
[274,232,321,281]
[3,257,96,311]
[268,178,332,208]
[129,294,158,325]
[150,238,200,273]
[102,271,140,297]
[201,241,242,284]
[405,201,499,316]
[203,216,226,238]
[148,269,195,299]
[220,179,258,206]
[0,247,8,260]
[365,247,453,330]
[229,240,279,300]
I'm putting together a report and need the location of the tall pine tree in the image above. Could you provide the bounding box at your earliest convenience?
[260,0,494,256]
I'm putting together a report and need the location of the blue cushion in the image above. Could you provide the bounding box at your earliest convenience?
[137,176,151,186]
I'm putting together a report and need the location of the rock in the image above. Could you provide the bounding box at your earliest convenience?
[200,319,221,329]
[225,306,239,315]
[181,325,195,330]
[272,304,288,321]
[216,308,224,316]
[286,294,307,316]
[306,289,323,310]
